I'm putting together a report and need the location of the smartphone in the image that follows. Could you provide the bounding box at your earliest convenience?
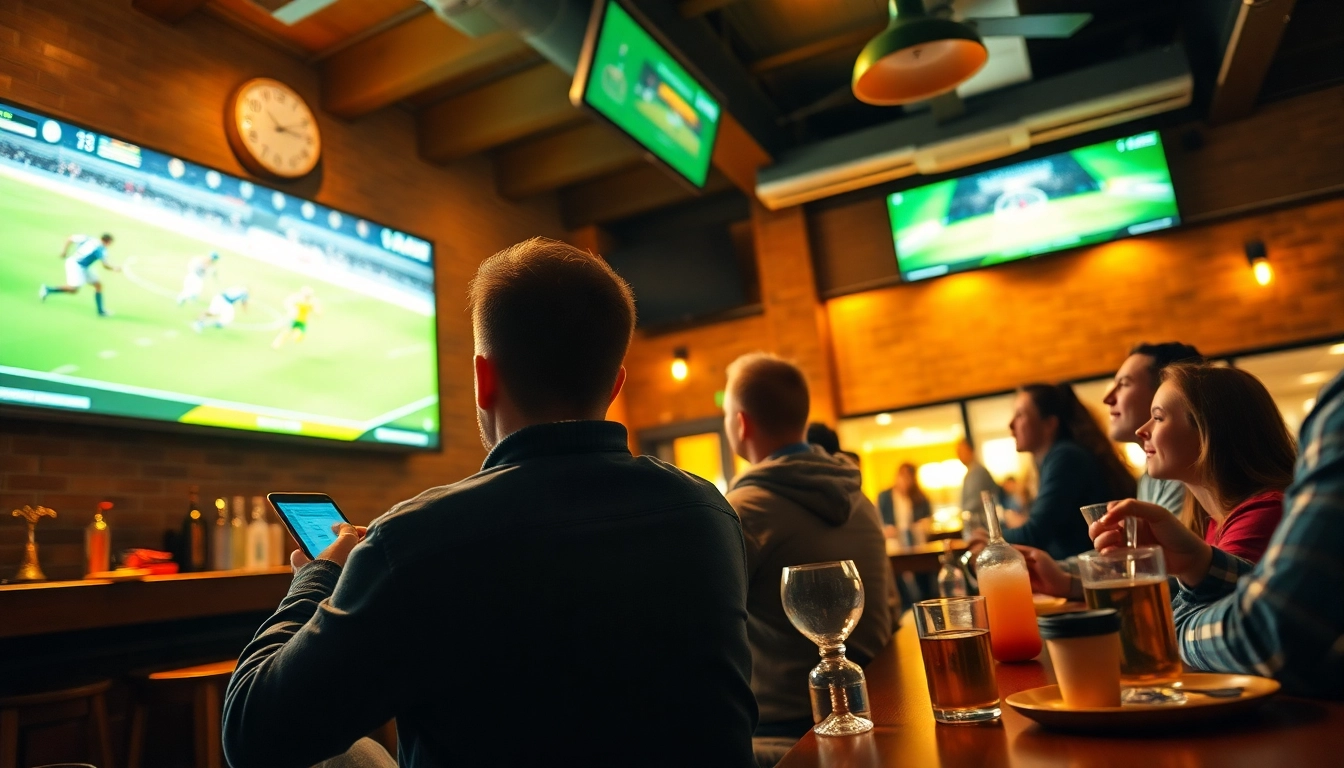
[267,492,352,559]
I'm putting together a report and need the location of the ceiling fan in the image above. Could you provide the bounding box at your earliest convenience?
[851,0,1092,118]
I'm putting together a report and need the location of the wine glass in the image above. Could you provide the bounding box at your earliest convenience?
[781,560,873,736]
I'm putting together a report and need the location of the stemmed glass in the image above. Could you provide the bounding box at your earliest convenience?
[781,560,873,736]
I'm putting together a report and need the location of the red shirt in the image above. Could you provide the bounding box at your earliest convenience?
[1205,491,1284,564]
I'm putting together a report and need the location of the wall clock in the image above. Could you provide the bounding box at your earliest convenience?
[225,77,321,180]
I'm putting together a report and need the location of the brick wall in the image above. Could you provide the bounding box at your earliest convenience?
[0,0,565,579]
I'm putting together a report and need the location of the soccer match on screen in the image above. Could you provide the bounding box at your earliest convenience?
[889,130,1181,282]
[0,100,440,448]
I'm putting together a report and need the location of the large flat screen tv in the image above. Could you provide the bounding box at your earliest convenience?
[0,99,441,449]
[571,0,721,189]
[888,130,1180,282]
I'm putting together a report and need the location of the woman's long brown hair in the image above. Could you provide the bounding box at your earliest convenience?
[1021,382,1138,500]
[1160,364,1297,536]
[897,462,929,509]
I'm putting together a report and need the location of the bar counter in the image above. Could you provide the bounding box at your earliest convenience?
[778,615,1341,767]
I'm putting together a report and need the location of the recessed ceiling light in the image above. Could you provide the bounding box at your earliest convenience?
[876,413,893,426]
[1300,372,1331,386]
[1330,343,1344,355]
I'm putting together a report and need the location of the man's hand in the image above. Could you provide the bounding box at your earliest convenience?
[1090,499,1212,586]
[290,523,368,572]
[1013,544,1074,597]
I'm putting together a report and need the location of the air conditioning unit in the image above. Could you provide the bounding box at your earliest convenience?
[756,46,1193,210]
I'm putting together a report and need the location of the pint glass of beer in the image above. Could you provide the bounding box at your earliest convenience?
[914,596,1001,724]
[1077,547,1182,683]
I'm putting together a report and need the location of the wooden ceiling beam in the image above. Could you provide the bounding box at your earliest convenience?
[418,64,585,163]
[560,164,734,229]
[712,112,771,195]
[1208,0,1299,125]
[749,22,885,75]
[131,0,207,24]
[680,0,742,18]
[322,12,532,119]
[493,122,646,200]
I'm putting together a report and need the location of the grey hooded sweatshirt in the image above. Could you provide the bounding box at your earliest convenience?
[726,445,896,726]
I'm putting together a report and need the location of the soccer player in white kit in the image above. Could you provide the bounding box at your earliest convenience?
[177,252,220,305]
[40,233,119,316]
[193,286,249,332]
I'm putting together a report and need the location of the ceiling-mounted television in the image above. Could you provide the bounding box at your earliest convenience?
[0,98,441,450]
[888,130,1180,282]
[571,0,722,189]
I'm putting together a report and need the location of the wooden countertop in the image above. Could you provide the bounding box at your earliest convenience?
[0,567,294,639]
[888,540,968,574]
[778,613,1342,767]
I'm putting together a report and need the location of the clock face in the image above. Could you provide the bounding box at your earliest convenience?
[228,78,321,179]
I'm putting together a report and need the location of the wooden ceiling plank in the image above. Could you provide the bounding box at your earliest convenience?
[418,64,585,163]
[749,21,886,75]
[322,12,532,119]
[494,122,646,199]
[680,0,743,18]
[711,112,771,195]
[132,0,208,24]
[560,164,734,228]
[1209,0,1300,124]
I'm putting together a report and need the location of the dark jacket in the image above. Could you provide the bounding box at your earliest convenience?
[1003,438,1114,560]
[726,446,895,725]
[875,489,933,534]
[223,421,757,768]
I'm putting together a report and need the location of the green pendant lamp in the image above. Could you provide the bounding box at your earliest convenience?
[853,0,988,106]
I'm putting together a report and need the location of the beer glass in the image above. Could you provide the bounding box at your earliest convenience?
[1077,547,1182,683]
[914,597,1001,724]
[781,560,873,736]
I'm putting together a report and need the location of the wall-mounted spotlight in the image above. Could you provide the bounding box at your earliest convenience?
[1245,239,1272,286]
[671,347,689,381]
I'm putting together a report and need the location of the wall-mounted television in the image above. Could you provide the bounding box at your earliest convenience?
[888,130,1180,282]
[571,0,722,189]
[0,99,441,449]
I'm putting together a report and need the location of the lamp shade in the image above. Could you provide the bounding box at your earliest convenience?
[853,1,988,106]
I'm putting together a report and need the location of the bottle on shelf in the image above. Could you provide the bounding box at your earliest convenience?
[211,498,231,571]
[267,501,287,567]
[936,538,968,598]
[230,495,248,569]
[179,485,209,572]
[86,500,113,575]
[246,496,271,570]
[974,490,1043,662]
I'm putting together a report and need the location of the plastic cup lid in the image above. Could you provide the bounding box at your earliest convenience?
[1037,609,1120,639]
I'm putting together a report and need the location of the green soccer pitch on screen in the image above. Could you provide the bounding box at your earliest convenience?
[573,0,721,188]
[0,99,441,450]
[888,130,1181,282]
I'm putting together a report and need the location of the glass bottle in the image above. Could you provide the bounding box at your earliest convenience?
[267,504,287,567]
[86,501,112,575]
[211,498,231,571]
[246,496,271,570]
[230,495,247,569]
[937,539,969,598]
[179,486,209,572]
[974,491,1042,662]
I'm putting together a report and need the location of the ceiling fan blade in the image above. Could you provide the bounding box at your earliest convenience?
[966,13,1092,39]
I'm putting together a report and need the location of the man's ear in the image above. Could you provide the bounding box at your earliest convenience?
[734,410,752,445]
[474,354,497,411]
[608,366,627,405]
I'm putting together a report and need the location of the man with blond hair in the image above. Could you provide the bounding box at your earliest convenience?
[225,238,757,767]
[722,353,894,744]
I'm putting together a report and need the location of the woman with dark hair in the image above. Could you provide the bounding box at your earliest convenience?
[1098,364,1295,562]
[1001,383,1137,560]
[877,462,932,545]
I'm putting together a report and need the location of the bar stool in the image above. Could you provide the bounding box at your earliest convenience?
[0,679,115,768]
[127,660,235,768]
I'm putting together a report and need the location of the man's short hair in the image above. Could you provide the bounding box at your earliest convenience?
[1129,342,1205,385]
[726,353,810,439]
[806,422,840,454]
[469,237,635,418]
[100,233,113,243]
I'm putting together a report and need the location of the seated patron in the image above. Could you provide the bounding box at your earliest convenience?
[877,462,932,545]
[722,354,894,741]
[222,239,758,767]
[956,440,1003,515]
[1103,342,1204,513]
[1092,370,1343,699]
[1001,383,1137,560]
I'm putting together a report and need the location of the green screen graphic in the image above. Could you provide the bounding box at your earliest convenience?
[0,99,440,449]
[888,131,1180,281]
[584,1,721,187]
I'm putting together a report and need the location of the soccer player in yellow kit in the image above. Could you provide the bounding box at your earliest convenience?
[272,286,320,349]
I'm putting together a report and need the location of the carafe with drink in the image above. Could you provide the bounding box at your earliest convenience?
[974,491,1042,662]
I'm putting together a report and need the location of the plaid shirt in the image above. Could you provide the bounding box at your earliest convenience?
[1172,370,1344,699]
